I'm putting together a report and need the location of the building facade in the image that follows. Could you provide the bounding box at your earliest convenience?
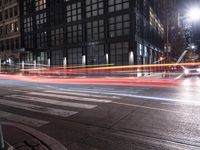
[0,0,20,63]
[20,0,164,66]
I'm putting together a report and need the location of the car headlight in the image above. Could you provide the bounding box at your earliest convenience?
[184,69,189,74]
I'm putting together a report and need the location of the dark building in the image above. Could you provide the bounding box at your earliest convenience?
[0,0,21,63]
[19,0,164,66]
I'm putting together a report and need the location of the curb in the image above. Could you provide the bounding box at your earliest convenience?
[1,122,68,150]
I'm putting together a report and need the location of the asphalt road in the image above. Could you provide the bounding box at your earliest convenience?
[0,76,200,150]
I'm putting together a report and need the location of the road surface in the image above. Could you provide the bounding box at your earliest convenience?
[0,75,200,150]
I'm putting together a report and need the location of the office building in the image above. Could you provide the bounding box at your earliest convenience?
[20,0,164,66]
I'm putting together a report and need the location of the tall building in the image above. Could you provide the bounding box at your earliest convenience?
[20,0,164,66]
[0,0,20,63]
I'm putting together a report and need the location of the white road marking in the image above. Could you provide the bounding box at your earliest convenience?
[0,110,48,127]
[57,88,121,97]
[57,88,200,104]
[43,90,119,99]
[6,95,96,109]
[175,73,184,79]
[0,99,77,117]
[68,88,139,94]
[27,92,112,103]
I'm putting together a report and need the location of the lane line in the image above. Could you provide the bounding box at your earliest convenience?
[6,95,96,109]
[27,92,112,103]
[43,90,119,99]
[67,88,139,94]
[0,110,48,127]
[59,88,200,104]
[0,99,78,117]
[111,102,189,115]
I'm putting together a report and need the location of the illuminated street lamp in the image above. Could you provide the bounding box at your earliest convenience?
[187,7,200,22]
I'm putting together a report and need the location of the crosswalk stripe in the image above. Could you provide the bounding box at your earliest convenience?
[0,110,48,127]
[57,89,121,99]
[43,90,119,99]
[6,95,96,109]
[27,92,112,103]
[0,99,77,117]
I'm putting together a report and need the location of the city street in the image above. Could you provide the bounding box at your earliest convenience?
[0,75,200,149]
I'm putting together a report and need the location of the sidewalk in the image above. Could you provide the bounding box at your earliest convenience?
[0,122,67,150]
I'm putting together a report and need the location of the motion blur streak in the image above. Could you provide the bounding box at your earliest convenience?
[0,74,192,88]
[18,62,200,78]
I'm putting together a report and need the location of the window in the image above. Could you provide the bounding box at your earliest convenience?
[0,12,2,21]
[35,0,46,11]
[51,49,63,65]
[110,42,129,65]
[14,6,18,16]
[0,40,4,51]
[23,0,33,15]
[6,39,9,50]
[86,0,104,18]
[15,37,19,49]
[14,21,19,32]
[10,7,13,18]
[24,34,33,48]
[51,28,64,46]
[66,1,81,23]
[68,47,82,65]
[0,26,3,35]
[5,9,8,19]
[108,0,129,13]
[109,14,130,38]
[87,44,105,65]
[37,32,47,48]
[36,12,46,29]
[67,24,82,44]
[24,17,33,32]
[87,20,104,41]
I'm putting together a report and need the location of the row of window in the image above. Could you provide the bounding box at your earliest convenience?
[0,5,18,21]
[23,0,46,15]
[0,21,19,35]
[0,37,20,51]
[23,41,161,66]
[0,0,15,6]
[66,0,129,23]
[24,13,130,46]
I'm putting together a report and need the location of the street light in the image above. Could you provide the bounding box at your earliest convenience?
[187,7,200,22]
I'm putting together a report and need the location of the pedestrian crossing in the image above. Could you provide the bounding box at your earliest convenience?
[0,90,117,128]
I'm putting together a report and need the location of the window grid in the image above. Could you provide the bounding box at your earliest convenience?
[67,24,82,44]
[66,2,81,23]
[24,34,33,48]
[68,47,82,65]
[24,17,33,33]
[109,14,130,38]
[35,0,46,11]
[51,28,64,46]
[37,32,47,48]
[87,19,104,41]
[86,0,104,18]
[87,44,105,65]
[108,0,129,13]
[36,12,47,29]
[110,42,129,65]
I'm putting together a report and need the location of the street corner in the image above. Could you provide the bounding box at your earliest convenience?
[0,122,68,150]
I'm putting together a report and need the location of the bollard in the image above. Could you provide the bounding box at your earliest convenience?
[0,124,4,150]
[63,57,67,69]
